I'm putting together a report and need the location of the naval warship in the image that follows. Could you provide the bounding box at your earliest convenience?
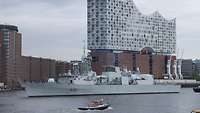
[25,66,180,97]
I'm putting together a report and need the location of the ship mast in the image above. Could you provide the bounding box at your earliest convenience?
[82,40,87,61]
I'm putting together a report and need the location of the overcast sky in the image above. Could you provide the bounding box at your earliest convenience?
[0,0,200,61]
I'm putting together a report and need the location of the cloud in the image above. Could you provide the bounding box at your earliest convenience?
[0,0,200,60]
[0,0,87,61]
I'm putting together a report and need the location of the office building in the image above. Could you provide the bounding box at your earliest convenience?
[181,59,193,79]
[0,24,22,88]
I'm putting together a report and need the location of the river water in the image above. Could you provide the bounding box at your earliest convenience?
[0,88,199,113]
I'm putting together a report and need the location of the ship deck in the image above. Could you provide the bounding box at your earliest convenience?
[25,83,180,97]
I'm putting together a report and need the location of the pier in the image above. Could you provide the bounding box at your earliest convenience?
[154,80,200,88]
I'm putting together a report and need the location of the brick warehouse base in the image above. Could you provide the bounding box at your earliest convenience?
[90,49,176,79]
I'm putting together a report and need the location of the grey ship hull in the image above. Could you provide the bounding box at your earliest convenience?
[25,83,180,97]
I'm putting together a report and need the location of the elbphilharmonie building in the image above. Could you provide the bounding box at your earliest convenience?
[87,0,176,54]
[87,0,179,79]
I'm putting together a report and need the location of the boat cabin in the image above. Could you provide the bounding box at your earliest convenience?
[191,109,200,113]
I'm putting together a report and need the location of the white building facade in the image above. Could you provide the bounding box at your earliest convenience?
[87,0,176,54]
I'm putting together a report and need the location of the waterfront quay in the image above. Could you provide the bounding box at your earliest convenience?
[155,79,200,88]
[0,88,200,113]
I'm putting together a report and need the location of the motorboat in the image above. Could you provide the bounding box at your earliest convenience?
[193,86,200,93]
[78,104,110,110]
[191,109,200,113]
[78,99,110,110]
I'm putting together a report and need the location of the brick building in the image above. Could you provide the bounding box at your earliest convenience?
[0,25,22,88]
[20,56,56,83]
[90,50,172,79]
[56,61,72,76]
[0,24,56,88]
